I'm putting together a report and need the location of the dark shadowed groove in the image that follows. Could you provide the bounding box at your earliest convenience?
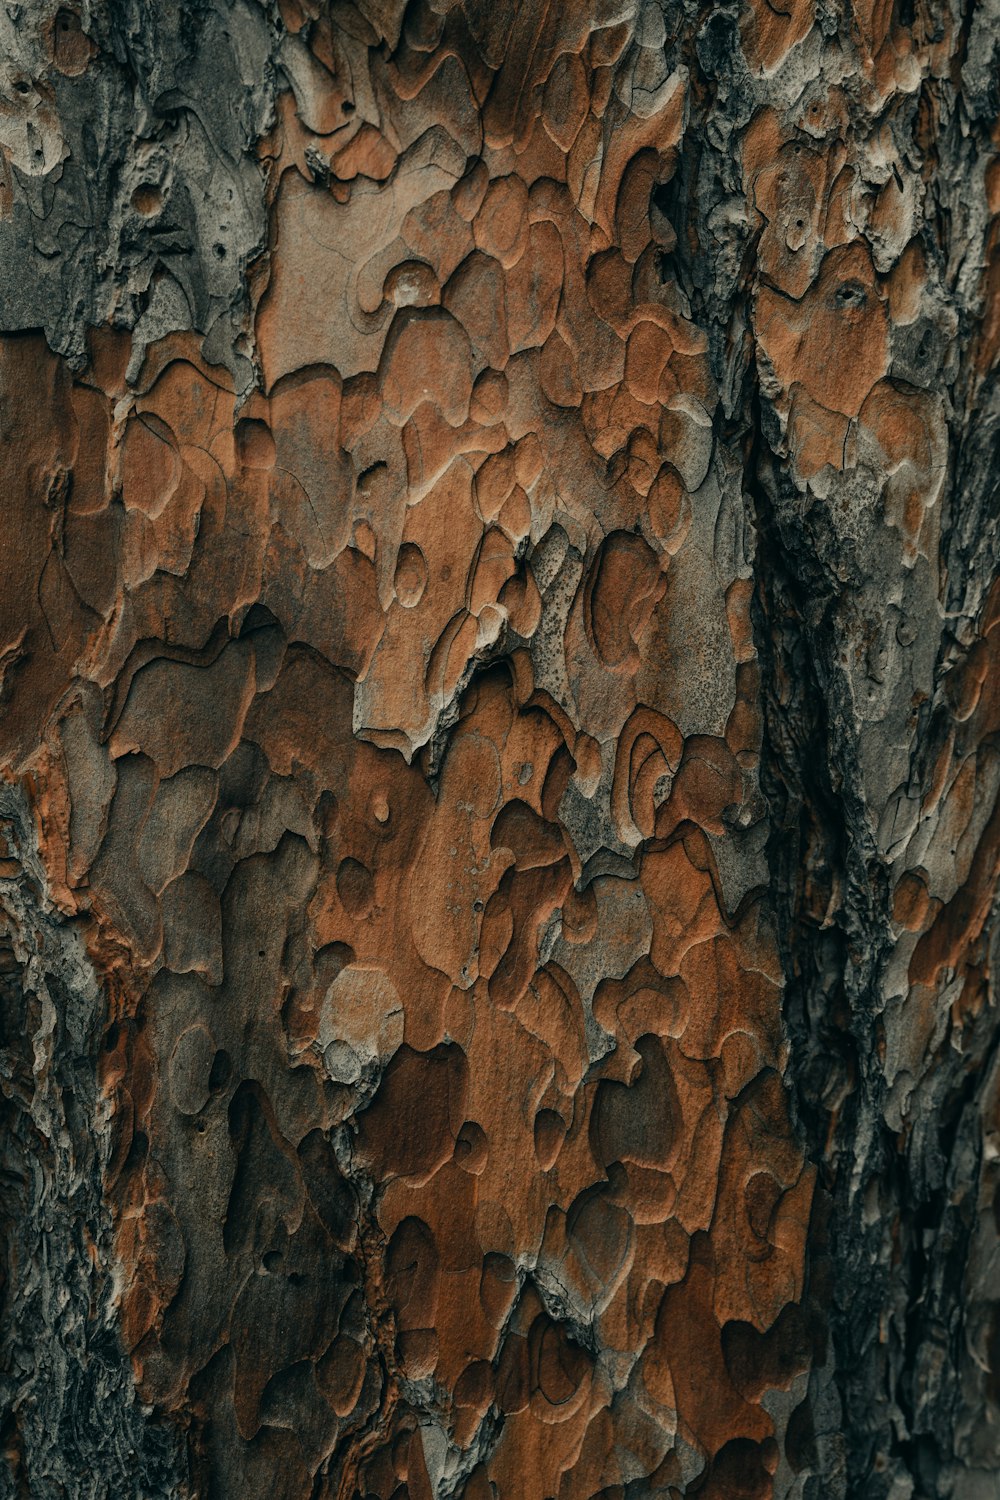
[0,782,188,1498]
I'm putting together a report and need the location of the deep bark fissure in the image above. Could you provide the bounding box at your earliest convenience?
[1,1,999,1495]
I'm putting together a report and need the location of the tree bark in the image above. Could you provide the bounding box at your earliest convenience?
[0,3,998,1498]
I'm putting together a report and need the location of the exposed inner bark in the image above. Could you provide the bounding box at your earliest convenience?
[0,3,998,1498]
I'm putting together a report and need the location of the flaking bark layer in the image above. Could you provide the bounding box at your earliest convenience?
[0,3,998,1498]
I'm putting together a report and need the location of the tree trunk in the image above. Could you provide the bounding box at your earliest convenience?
[1,3,998,1497]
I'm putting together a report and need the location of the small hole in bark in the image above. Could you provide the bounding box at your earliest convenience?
[214,243,227,259]
[131,184,162,216]
[835,280,866,308]
[342,100,355,114]
[14,80,30,95]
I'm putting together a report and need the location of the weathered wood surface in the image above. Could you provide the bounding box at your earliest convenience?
[0,3,998,1497]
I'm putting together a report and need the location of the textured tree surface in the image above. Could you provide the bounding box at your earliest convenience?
[1,2,999,1497]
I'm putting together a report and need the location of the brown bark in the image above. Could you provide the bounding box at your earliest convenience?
[0,3,998,1498]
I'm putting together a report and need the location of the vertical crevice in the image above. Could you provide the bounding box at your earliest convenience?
[0,783,187,1499]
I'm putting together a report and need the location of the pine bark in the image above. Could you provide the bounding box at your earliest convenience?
[1,3,998,1498]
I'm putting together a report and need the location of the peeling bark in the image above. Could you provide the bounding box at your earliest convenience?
[0,2,998,1498]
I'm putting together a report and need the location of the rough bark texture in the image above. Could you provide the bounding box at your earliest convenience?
[0,2,998,1497]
